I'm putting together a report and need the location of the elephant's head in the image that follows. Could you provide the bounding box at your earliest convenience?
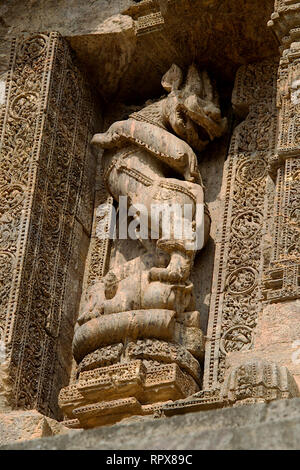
[161,64,227,152]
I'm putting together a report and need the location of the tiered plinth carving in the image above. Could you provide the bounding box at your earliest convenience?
[60,292,204,427]
[60,306,203,428]
[59,360,199,428]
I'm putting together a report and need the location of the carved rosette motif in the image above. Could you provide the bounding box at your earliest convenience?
[0,33,96,416]
[203,60,278,389]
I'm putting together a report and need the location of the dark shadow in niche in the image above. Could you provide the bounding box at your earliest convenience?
[191,114,233,334]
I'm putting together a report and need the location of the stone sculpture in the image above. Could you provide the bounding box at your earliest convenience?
[91,63,226,285]
[58,63,227,428]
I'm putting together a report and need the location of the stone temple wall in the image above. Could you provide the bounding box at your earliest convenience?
[0,0,299,448]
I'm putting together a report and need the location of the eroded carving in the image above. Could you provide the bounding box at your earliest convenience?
[220,360,300,404]
[203,60,278,390]
[162,359,299,416]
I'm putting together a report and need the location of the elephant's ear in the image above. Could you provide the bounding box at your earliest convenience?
[161,63,183,92]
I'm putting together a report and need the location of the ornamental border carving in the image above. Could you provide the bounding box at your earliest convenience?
[203,60,278,390]
[0,32,96,415]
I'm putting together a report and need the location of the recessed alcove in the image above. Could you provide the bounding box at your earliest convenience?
[60,0,280,337]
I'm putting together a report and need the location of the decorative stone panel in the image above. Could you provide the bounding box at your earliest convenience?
[0,32,97,418]
[203,59,278,390]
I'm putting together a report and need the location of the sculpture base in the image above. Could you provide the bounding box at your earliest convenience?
[59,360,199,429]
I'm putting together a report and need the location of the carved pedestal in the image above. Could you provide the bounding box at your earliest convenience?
[59,360,199,428]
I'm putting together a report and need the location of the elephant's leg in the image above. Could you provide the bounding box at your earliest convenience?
[149,209,211,284]
[149,249,193,283]
[103,151,209,285]
[148,179,205,283]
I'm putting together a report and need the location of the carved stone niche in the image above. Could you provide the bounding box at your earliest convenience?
[58,62,229,429]
[163,58,300,419]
